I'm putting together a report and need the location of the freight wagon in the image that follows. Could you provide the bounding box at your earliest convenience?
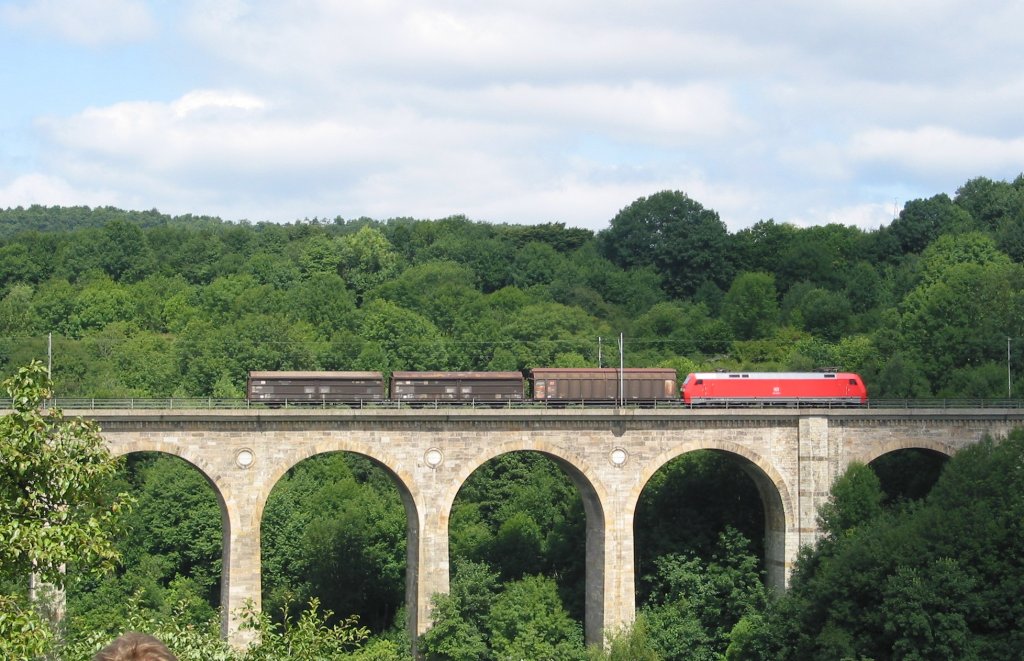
[247,371,386,404]
[531,368,677,403]
[681,372,868,405]
[390,371,525,402]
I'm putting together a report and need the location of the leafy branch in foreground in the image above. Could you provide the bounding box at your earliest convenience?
[239,597,370,660]
[0,360,132,658]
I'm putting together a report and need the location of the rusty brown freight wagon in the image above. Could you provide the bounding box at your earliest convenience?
[390,371,525,402]
[247,371,386,404]
[530,368,677,402]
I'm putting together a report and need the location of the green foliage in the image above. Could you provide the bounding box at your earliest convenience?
[62,593,235,661]
[0,593,54,661]
[125,456,223,602]
[599,190,733,298]
[419,560,498,661]
[287,273,358,337]
[641,529,768,661]
[791,287,853,341]
[872,351,932,398]
[0,361,132,657]
[261,454,407,633]
[724,612,773,661]
[632,301,732,359]
[721,272,779,340]
[5,179,1024,399]
[359,299,450,370]
[494,301,604,369]
[587,617,661,661]
[635,452,764,601]
[422,571,586,661]
[338,226,402,298]
[488,575,586,661]
[62,596,406,661]
[63,453,223,650]
[773,224,868,292]
[758,431,1024,660]
[299,234,342,278]
[897,257,1024,390]
[368,261,482,336]
[886,193,974,254]
[450,453,585,614]
[240,598,372,661]
[816,462,883,539]
[729,327,810,368]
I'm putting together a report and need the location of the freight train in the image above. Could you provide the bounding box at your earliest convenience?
[247,369,867,406]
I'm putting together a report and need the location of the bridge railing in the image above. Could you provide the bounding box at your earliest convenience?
[865,399,1024,409]
[5,397,1024,411]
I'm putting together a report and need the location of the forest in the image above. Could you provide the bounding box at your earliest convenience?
[1,176,1024,659]
[1,175,1024,399]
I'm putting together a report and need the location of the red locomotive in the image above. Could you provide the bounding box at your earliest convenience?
[681,371,867,405]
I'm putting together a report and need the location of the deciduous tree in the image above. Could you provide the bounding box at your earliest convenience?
[0,361,131,658]
[599,191,732,298]
[721,272,779,340]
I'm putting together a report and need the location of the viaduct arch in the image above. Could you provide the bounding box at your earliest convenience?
[445,440,611,642]
[83,406,1022,650]
[633,441,793,591]
[106,443,234,635]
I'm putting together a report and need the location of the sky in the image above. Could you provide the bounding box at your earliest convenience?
[1,1,1022,233]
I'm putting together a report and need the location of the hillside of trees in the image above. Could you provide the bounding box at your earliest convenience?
[3,176,1024,659]
[2,174,1024,398]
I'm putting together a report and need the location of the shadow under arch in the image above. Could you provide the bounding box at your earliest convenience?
[631,440,793,592]
[851,438,957,466]
[107,444,232,634]
[441,440,610,646]
[858,440,953,505]
[256,443,421,642]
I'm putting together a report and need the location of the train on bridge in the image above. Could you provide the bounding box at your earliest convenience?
[247,369,868,406]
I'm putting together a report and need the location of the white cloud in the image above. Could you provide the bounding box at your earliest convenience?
[5,1,1024,232]
[183,1,780,88]
[850,126,1024,177]
[1,0,155,45]
[0,173,116,207]
[30,83,751,228]
[787,201,898,231]
[171,90,265,119]
[470,82,748,146]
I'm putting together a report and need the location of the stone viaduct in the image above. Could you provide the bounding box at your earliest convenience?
[72,405,1024,649]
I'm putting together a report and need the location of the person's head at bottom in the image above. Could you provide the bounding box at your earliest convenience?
[93,632,178,661]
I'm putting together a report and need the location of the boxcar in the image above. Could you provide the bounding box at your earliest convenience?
[247,371,386,404]
[681,371,868,405]
[530,368,677,402]
[390,371,525,402]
